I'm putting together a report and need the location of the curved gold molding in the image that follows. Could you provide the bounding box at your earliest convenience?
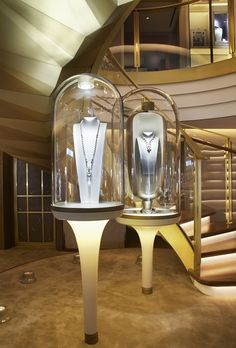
[128,57,236,85]
[136,0,201,11]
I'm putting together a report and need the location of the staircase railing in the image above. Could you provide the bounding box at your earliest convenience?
[181,124,236,226]
[225,138,233,225]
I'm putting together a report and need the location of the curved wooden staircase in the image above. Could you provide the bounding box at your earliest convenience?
[180,217,236,295]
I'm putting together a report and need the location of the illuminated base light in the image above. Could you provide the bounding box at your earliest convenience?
[19,271,36,284]
[0,305,11,324]
[72,254,80,264]
[134,226,158,294]
[68,219,108,345]
[191,277,236,297]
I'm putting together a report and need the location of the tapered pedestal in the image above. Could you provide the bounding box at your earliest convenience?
[135,226,157,294]
[117,217,160,294]
[68,220,108,345]
[117,214,179,294]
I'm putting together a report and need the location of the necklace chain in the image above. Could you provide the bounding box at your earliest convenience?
[141,133,156,153]
[80,119,101,180]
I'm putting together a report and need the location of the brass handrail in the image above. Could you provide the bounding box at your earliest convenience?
[181,122,230,141]
[225,139,233,225]
[183,134,236,155]
[193,157,202,276]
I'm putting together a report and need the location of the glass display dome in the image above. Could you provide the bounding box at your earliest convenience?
[51,74,124,220]
[122,87,181,222]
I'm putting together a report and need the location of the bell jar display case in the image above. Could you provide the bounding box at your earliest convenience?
[117,87,181,295]
[52,73,124,345]
[52,73,124,221]
[123,89,180,222]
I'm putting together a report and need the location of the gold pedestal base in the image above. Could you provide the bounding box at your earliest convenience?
[142,287,153,295]
[85,332,98,345]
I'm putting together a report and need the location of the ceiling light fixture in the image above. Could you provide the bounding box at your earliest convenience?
[78,76,94,90]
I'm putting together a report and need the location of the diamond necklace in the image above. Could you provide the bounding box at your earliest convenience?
[80,118,101,182]
[141,132,156,153]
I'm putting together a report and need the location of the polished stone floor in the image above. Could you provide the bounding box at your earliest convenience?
[0,247,236,348]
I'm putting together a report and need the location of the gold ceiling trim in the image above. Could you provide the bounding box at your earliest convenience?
[136,0,201,11]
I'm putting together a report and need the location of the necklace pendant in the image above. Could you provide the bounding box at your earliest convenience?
[147,145,151,153]
[87,167,92,180]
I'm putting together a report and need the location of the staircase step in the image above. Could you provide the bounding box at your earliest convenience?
[202,231,236,254]
[202,171,236,180]
[184,221,236,239]
[201,221,236,237]
[202,180,225,189]
[201,150,224,155]
[202,247,236,257]
[202,199,236,209]
[206,163,236,170]
[190,269,236,287]
[180,216,211,238]
[201,190,226,200]
[203,155,224,161]
[200,252,236,283]
[201,201,227,210]
[201,193,236,201]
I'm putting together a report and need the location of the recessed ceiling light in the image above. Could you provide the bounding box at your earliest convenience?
[146,16,150,20]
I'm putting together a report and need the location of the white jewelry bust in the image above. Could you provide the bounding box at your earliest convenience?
[126,111,165,213]
[135,131,160,200]
[73,116,107,204]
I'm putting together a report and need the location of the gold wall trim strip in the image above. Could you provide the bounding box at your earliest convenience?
[225,139,233,224]
[228,0,235,55]
[193,158,202,276]
[133,11,140,69]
